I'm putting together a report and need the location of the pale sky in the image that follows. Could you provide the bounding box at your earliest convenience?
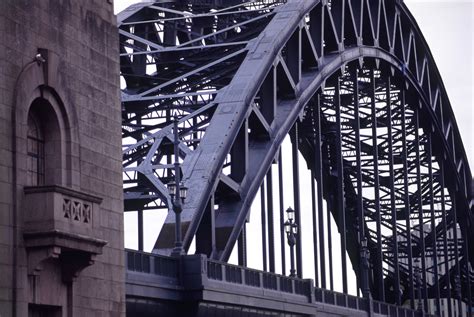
[406,1,473,168]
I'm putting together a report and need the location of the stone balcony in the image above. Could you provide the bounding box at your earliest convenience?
[23,185,107,280]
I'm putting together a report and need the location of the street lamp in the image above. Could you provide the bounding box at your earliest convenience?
[360,237,371,299]
[284,207,298,278]
[454,274,461,300]
[414,259,423,313]
[167,115,188,257]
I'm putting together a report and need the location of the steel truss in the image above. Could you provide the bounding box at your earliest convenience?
[119,0,473,314]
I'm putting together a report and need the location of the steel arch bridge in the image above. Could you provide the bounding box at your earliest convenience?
[119,0,473,315]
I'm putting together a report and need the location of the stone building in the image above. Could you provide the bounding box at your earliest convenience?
[0,1,125,316]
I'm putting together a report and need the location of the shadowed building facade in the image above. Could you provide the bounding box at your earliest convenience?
[0,1,125,316]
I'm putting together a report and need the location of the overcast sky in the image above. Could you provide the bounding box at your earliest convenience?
[406,1,473,168]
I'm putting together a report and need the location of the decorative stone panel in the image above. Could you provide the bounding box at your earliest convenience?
[62,198,92,224]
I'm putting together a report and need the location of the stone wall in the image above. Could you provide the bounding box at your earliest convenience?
[0,0,124,316]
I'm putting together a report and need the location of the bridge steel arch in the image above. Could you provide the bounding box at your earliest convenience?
[119,0,473,314]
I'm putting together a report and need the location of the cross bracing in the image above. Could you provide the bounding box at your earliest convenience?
[119,0,473,315]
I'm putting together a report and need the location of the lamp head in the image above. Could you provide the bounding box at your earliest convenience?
[179,182,188,202]
[292,223,298,235]
[168,181,176,200]
[286,207,295,221]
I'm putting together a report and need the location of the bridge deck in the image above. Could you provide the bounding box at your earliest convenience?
[125,250,431,317]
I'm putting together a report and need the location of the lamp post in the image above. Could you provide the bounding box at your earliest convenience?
[360,237,371,299]
[414,259,423,313]
[167,115,188,257]
[454,273,462,316]
[284,207,298,278]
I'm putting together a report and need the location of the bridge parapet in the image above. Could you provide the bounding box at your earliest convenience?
[127,247,179,278]
[205,258,314,300]
[125,249,433,316]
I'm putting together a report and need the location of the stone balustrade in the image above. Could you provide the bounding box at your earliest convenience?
[23,185,102,237]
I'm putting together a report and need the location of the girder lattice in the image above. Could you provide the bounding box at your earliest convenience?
[119,0,473,314]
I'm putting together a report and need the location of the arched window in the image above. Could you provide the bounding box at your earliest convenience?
[27,111,45,186]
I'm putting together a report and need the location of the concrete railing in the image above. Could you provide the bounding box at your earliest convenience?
[126,249,179,278]
[206,260,313,300]
[125,250,434,317]
[314,288,368,311]
[372,300,421,317]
